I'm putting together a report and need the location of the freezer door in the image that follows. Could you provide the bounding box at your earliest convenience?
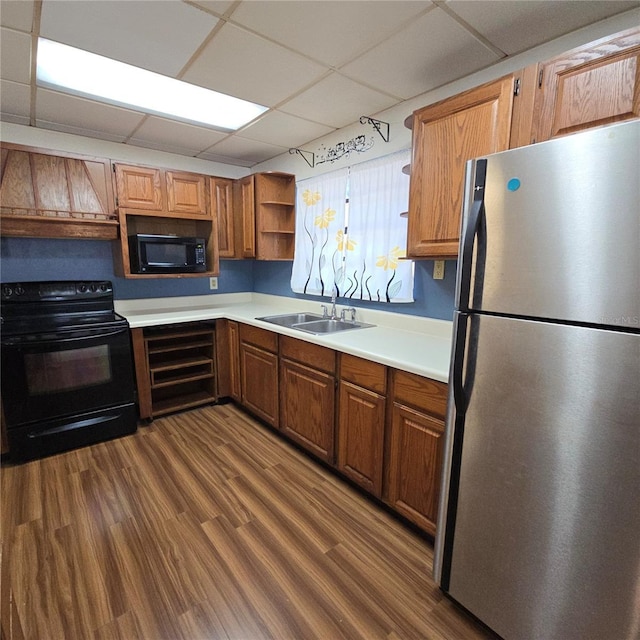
[443,314,640,640]
[461,120,639,329]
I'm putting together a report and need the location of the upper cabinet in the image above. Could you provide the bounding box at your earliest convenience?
[113,162,219,278]
[218,172,296,261]
[407,75,514,259]
[0,144,117,239]
[406,26,640,260]
[114,164,207,216]
[254,172,296,261]
[530,26,640,143]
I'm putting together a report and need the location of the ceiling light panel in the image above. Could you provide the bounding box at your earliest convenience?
[36,38,269,130]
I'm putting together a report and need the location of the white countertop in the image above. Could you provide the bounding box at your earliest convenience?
[115,293,453,383]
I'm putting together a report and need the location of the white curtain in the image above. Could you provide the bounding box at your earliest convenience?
[291,168,348,296]
[291,151,413,302]
[345,150,413,302]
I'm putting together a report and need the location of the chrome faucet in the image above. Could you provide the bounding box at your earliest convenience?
[341,307,357,323]
[330,285,338,319]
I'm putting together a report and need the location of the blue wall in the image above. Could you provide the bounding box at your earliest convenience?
[1,237,456,320]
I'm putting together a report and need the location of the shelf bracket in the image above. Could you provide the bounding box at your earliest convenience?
[359,116,390,143]
[289,148,315,168]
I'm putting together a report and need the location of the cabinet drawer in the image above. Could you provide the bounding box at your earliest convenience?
[239,323,278,353]
[392,370,448,418]
[339,353,386,394]
[280,335,335,374]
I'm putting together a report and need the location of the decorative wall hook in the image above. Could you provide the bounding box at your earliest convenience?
[289,148,315,168]
[359,116,390,143]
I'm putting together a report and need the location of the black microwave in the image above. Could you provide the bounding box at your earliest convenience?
[128,234,207,274]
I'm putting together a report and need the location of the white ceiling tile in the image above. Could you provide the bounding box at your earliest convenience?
[1,27,31,83]
[231,0,432,67]
[189,1,236,16]
[204,135,289,165]
[39,0,218,76]
[182,23,327,107]
[240,111,334,148]
[0,0,34,31]
[0,79,31,123]
[280,73,399,129]
[447,1,640,55]
[340,7,501,100]
[129,116,228,155]
[36,88,145,139]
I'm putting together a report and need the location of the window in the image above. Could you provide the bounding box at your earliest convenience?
[291,150,413,302]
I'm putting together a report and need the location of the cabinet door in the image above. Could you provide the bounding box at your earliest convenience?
[114,164,163,210]
[337,381,385,497]
[241,342,278,427]
[228,321,241,402]
[387,403,444,536]
[532,27,640,143]
[280,359,335,463]
[236,175,255,258]
[211,176,236,258]
[166,171,208,215]
[407,75,514,259]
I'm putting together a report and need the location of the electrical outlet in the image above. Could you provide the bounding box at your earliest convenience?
[209,277,218,290]
[433,260,445,280]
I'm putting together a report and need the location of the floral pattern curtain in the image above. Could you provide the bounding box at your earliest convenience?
[344,150,413,302]
[290,168,348,297]
[290,150,413,302]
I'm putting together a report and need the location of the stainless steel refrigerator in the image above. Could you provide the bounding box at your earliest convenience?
[434,120,640,640]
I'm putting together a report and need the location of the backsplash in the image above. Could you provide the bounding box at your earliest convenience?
[0,237,456,320]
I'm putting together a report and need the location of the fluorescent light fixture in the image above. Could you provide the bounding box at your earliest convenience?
[36,38,268,130]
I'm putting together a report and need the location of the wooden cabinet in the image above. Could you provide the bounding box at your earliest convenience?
[279,336,336,463]
[239,324,279,427]
[235,175,256,258]
[530,26,640,143]
[211,176,236,258]
[228,320,241,402]
[386,370,447,536]
[114,164,207,215]
[254,172,296,261]
[337,354,387,497]
[406,75,515,259]
[0,144,118,239]
[131,323,217,421]
[406,27,640,260]
[113,163,219,278]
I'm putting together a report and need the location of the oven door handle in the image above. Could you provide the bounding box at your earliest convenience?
[2,327,128,346]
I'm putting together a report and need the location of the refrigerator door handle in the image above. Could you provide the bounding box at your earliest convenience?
[452,312,469,416]
[458,159,487,312]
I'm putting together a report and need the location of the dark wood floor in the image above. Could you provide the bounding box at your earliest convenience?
[1,403,495,640]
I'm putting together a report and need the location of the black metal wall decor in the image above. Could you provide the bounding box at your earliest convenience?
[359,116,390,142]
[288,148,315,168]
[289,116,390,168]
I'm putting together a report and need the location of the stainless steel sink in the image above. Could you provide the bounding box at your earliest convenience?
[256,312,374,334]
[292,318,374,334]
[256,312,323,327]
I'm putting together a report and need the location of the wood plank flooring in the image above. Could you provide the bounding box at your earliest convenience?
[1,404,496,640]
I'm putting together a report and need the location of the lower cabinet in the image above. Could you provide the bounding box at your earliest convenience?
[227,323,447,536]
[337,354,386,497]
[131,322,217,421]
[386,370,448,536]
[239,324,279,427]
[279,336,336,463]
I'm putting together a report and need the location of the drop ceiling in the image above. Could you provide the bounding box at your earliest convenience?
[1,0,638,167]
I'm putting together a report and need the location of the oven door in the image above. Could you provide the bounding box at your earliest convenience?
[1,325,136,427]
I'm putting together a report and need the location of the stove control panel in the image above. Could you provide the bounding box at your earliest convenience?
[1,281,113,302]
